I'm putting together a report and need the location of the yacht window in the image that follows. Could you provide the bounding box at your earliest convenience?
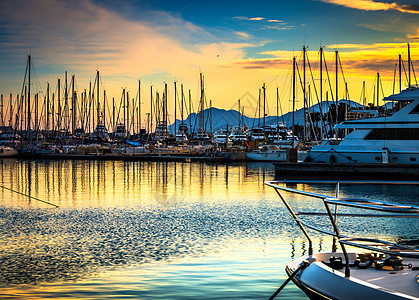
[409,104,419,114]
[364,128,419,140]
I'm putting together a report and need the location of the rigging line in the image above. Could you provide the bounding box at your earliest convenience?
[402,59,409,85]
[322,51,335,102]
[0,185,59,208]
[392,64,397,95]
[338,54,350,99]
[380,76,385,103]
[307,52,326,135]
[411,60,418,86]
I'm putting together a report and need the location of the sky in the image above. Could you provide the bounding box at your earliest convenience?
[0,0,418,121]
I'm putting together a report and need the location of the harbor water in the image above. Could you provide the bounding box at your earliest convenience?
[0,159,417,299]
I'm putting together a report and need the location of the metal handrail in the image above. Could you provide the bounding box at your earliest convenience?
[265,180,419,276]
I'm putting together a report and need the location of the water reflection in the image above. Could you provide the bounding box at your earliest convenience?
[0,159,292,288]
[0,159,417,299]
[0,160,275,208]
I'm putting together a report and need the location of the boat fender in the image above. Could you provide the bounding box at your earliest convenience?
[354,259,373,269]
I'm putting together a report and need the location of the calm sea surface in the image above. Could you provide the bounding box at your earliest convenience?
[0,159,417,299]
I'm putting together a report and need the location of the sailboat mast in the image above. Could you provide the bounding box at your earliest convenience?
[103,90,106,131]
[238,99,241,128]
[58,78,61,131]
[150,85,153,134]
[96,71,100,126]
[303,45,307,144]
[189,89,192,135]
[27,55,32,143]
[181,84,184,127]
[408,43,411,88]
[71,75,76,134]
[335,50,339,127]
[126,91,129,136]
[112,97,115,134]
[164,83,168,138]
[319,46,325,140]
[46,83,50,132]
[320,47,323,105]
[8,94,12,127]
[200,73,204,134]
[292,56,296,146]
[65,71,68,131]
[210,99,213,135]
[138,80,141,134]
[399,54,402,92]
[0,95,3,129]
[262,83,266,144]
[377,72,380,108]
[276,87,279,127]
[258,88,261,128]
[174,81,177,135]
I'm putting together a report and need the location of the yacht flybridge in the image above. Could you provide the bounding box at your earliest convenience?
[308,87,419,164]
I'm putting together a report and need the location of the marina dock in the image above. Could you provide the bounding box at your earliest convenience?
[274,162,419,180]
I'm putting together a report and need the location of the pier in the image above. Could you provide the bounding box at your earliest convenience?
[274,162,419,180]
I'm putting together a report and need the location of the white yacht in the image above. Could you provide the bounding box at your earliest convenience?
[92,123,110,142]
[114,124,127,140]
[247,145,286,161]
[307,87,419,164]
[213,130,229,144]
[175,131,188,143]
[229,126,248,143]
[0,146,18,157]
[248,128,265,141]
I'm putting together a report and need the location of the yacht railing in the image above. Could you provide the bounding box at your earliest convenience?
[265,180,419,276]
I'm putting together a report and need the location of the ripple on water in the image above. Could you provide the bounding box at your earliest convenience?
[0,202,291,286]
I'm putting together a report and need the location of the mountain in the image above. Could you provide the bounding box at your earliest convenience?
[168,99,365,133]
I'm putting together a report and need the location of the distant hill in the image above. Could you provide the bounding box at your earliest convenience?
[168,99,364,133]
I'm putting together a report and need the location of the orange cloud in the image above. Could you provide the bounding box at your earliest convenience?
[321,0,419,14]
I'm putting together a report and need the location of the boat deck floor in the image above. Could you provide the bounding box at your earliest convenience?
[344,259,418,298]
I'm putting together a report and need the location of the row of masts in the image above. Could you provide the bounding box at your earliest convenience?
[1,58,212,143]
[0,44,416,145]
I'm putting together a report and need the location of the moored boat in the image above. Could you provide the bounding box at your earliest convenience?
[307,87,419,164]
[0,146,18,157]
[265,180,419,300]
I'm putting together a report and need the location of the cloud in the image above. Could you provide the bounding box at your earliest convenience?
[267,20,284,23]
[233,16,265,21]
[231,58,290,69]
[407,27,419,40]
[321,0,419,14]
[234,31,251,39]
[0,0,255,95]
[262,24,296,31]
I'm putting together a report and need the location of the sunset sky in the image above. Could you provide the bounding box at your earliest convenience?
[0,0,418,120]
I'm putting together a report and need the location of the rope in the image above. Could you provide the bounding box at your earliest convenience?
[0,185,59,208]
[269,260,310,300]
[309,147,356,163]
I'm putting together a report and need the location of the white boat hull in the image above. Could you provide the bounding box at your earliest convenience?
[247,151,287,161]
[309,145,419,164]
[0,147,18,157]
[287,252,418,300]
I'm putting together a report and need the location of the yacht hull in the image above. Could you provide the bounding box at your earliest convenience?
[309,146,419,164]
[286,252,418,300]
[0,147,18,157]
